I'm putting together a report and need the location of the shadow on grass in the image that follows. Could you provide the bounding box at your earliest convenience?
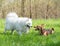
[46,41,60,46]
[54,41,60,46]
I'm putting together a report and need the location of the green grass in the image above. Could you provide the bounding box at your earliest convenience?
[0,19,60,46]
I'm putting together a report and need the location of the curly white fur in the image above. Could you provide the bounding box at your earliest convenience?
[4,12,32,35]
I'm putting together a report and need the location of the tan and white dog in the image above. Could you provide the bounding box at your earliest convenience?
[34,24,54,36]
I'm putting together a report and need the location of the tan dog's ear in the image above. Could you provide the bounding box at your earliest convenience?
[51,28,54,31]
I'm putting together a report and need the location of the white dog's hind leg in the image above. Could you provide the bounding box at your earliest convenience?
[3,28,7,34]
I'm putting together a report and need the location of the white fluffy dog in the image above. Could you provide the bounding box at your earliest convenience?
[4,12,32,35]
